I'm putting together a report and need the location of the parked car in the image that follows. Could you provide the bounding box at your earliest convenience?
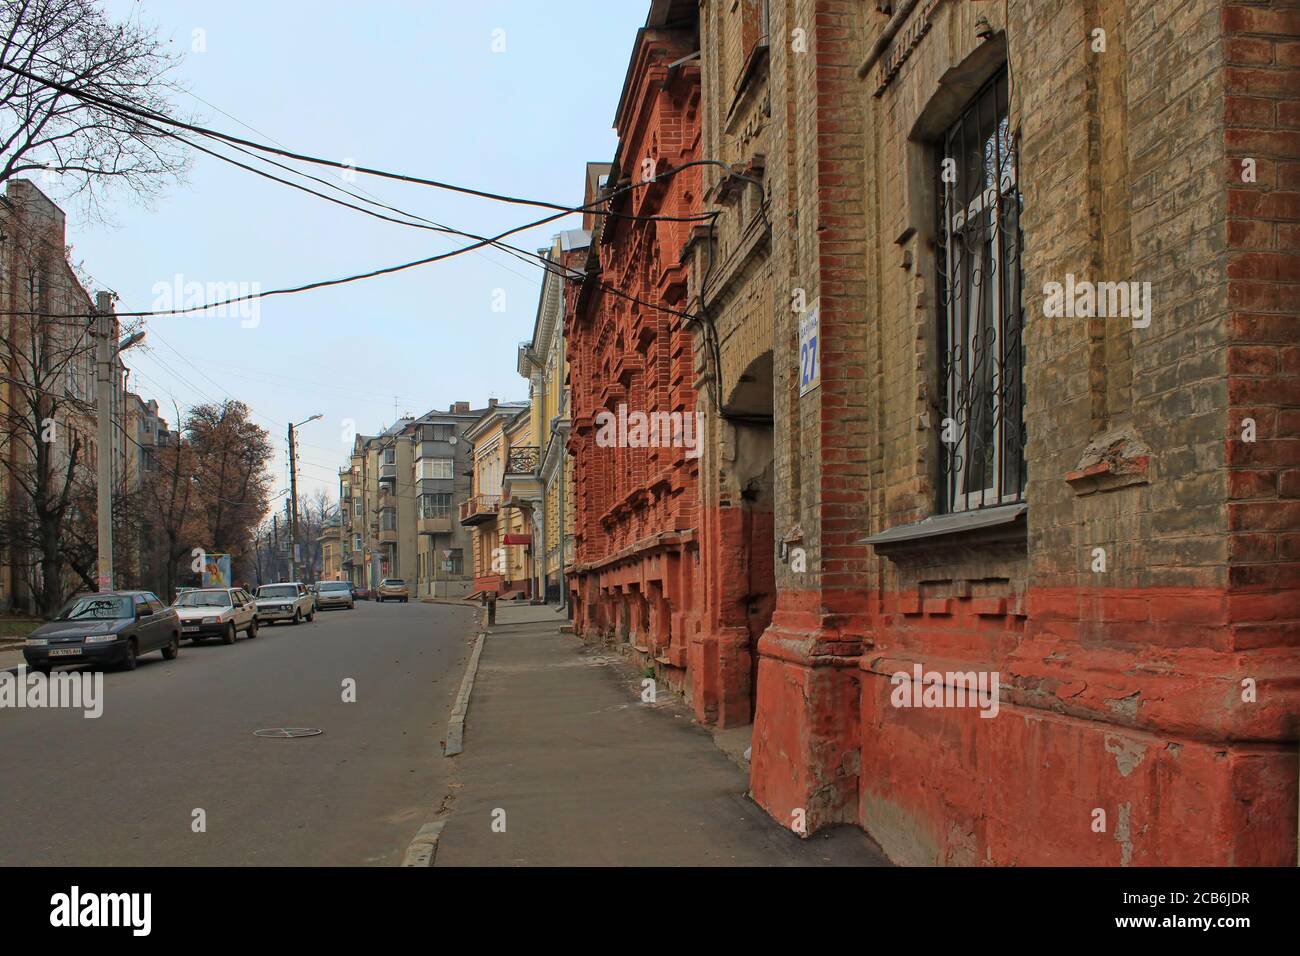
[255,582,315,625]
[174,587,258,644]
[315,581,355,610]
[376,578,410,603]
[353,586,372,601]
[23,591,180,673]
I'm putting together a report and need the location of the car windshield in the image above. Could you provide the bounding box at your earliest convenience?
[320,583,350,592]
[257,585,298,599]
[383,580,406,586]
[176,591,232,607]
[54,596,133,620]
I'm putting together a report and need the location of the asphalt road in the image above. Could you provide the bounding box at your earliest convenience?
[0,599,476,866]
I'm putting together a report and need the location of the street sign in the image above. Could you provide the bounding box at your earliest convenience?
[798,299,821,397]
[442,549,453,559]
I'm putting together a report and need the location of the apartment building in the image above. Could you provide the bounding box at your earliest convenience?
[0,179,131,613]
[318,513,343,582]
[338,402,493,597]
[339,418,416,590]
[404,402,491,598]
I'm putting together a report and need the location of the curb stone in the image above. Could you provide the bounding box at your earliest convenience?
[444,630,486,757]
[400,820,447,867]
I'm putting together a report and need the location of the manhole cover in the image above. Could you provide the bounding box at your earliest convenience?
[253,728,323,738]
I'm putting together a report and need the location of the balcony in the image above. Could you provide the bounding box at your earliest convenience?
[380,462,397,480]
[459,494,501,526]
[507,445,540,476]
[418,515,453,535]
[503,445,542,508]
[378,527,398,544]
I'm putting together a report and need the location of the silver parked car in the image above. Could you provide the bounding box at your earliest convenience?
[315,581,355,610]
[174,587,259,644]
[255,582,315,625]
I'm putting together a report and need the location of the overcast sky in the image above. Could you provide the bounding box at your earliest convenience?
[60,1,645,502]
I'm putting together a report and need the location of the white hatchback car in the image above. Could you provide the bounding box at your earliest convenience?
[174,587,259,644]
[254,582,315,625]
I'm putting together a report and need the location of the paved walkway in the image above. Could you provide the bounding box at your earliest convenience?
[434,601,889,866]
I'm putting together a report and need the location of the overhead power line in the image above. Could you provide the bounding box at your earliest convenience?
[1,60,718,224]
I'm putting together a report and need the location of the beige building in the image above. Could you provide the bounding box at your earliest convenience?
[0,180,131,613]
[318,513,343,582]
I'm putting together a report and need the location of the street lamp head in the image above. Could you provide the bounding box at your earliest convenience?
[117,331,146,352]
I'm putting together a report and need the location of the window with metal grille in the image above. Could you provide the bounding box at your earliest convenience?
[935,69,1025,513]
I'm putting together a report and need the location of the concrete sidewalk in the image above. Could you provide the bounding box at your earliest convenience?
[434,602,889,866]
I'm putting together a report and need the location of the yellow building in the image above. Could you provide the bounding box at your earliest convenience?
[459,401,531,600]
[517,230,587,605]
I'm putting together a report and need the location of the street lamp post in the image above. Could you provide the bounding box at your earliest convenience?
[288,414,323,581]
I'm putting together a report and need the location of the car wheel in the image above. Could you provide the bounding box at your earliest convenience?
[292,609,301,625]
[247,620,258,639]
[222,623,237,645]
[121,638,138,670]
[162,634,180,660]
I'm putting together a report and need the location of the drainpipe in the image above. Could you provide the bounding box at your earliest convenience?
[557,433,567,614]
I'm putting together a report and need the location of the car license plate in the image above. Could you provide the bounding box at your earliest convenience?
[183,626,199,633]
[49,648,82,657]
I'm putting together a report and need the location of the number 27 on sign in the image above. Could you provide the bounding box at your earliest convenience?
[799,303,820,396]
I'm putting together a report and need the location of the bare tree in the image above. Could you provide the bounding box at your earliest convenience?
[0,187,101,615]
[141,430,199,603]
[186,400,272,569]
[0,0,191,219]
[295,487,335,583]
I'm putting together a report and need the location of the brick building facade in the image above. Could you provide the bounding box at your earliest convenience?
[566,7,707,692]
[559,0,1298,864]
[683,0,779,727]
[732,0,1299,864]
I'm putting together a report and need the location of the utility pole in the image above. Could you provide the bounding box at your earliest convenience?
[93,292,143,593]
[287,414,323,583]
[287,422,299,581]
[272,513,279,581]
[284,497,292,580]
[94,299,113,592]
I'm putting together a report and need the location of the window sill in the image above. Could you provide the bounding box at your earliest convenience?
[860,503,1026,556]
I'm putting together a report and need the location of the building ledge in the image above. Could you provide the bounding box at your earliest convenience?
[861,503,1027,555]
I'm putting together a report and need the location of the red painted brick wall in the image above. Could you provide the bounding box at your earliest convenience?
[565,23,707,690]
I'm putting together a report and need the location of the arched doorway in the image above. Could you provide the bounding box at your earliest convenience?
[723,350,776,719]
